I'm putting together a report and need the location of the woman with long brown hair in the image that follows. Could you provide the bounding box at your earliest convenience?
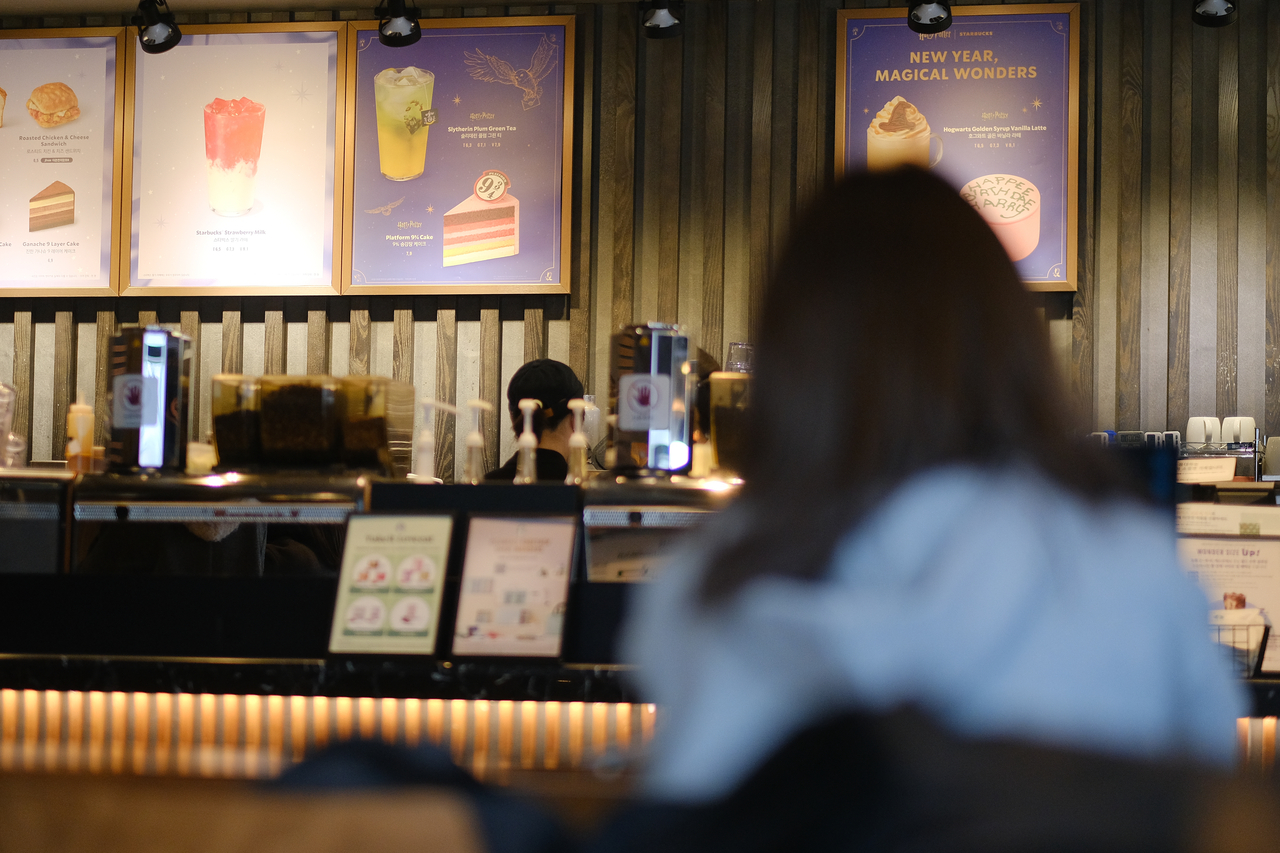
[621,167,1245,802]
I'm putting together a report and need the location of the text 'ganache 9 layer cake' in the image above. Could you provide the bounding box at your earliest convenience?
[29,181,74,232]
[442,191,519,267]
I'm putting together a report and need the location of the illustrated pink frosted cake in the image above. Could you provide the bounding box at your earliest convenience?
[443,174,519,266]
[204,97,266,217]
[959,174,1041,262]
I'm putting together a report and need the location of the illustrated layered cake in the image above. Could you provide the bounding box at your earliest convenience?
[959,173,1041,261]
[29,180,74,231]
[443,172,519,266]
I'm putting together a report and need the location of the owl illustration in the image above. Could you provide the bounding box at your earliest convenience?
[464,35,559,110]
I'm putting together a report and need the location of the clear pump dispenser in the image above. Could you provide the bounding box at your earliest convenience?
[565,398,588,485]
[515,398,541,484]
[464,399,493,484]
[413,398,457,483]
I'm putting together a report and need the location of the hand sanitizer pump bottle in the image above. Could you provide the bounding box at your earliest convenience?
[515,398,541,484]
[463,399,493,485]
[565,399,588,485]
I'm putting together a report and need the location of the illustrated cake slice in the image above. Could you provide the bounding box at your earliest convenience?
[29,180,74,232]
[443,191,519,267]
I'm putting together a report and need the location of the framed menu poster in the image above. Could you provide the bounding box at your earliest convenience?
[836,5,1079,291]
[343,17,573,295]
[452,515,576,657]
[0,29,125,296]
[121,23,347,295]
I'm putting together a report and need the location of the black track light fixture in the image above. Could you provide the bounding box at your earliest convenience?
[642,1,683,40]
[1192,0,1237,27]
[376,0,422,48]
[132,0,182,55]
[907,3,952,35]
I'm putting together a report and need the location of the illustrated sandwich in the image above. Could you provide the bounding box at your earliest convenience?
[26,82,79,128]
[0,86,6,127]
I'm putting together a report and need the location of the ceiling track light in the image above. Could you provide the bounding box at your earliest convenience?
[132,0,182,55]
[907,2,952,35]
[1192,0,1237,27]
[376,0,423,48]
[642,0,683,40]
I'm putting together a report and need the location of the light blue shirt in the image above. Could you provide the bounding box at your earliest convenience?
[622,465,1249,802]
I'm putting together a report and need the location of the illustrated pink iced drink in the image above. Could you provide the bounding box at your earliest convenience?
[203,97,266,217]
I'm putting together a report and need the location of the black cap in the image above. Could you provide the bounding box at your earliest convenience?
[507,359,584,432]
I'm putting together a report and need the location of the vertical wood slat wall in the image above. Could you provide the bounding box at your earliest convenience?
[9,0,1279,474]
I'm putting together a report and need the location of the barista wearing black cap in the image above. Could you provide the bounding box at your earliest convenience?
[484,358,584,481]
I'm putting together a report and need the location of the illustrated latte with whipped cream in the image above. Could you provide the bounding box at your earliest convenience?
[866,96,941,172]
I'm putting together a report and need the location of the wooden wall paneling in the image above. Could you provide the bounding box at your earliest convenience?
[635,36,662,324]
[568,3,596,388]
[263,299,286,376]
[1168,6,1193,431]
[499,296,526,464]
[369,298,394,379]
[349,297,371,376]
[410,297,438,475]
[479,296,501,472]
[435,297,458,483]
[455,297,482,482]
[525,297,547,361]
[1093,0,1121,429]
[179,305,201,444]
[591,3,620,403]
[817,0,841,190]
[137,307,158,328]
[1237,0,1267,425]
[12,307,33,462]
[654,36,682,325]
[329,298,350,377]
[51,309,76,460]
[1071,0,1097,429]
[31,315,54,462]
[676,4,706,349]
[1140,0,1171,432]
[1115,0,1143,431]
[1267,0,1280,437]
[393,297,414,385]
[794,0,820,218]
[1217,18,1240,418]
[769,0,796,275]
[94,309,118,447]
[307,297,330,375]
[74,307,95,428]
[1188,24,1220,419]
[198,299,222,446]
[221,302,243,375]
[284,299,308,376]
[697,0,726,366]
[748,0,774,338]
[546,295,570,364]
[610,4,638,337]
[240,300,266,377]
[721,1,753,355]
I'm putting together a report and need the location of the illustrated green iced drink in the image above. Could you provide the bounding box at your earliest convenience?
[374,66,434,181]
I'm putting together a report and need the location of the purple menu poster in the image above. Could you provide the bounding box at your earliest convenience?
[838,6,1078,290]
[347,18,572,294]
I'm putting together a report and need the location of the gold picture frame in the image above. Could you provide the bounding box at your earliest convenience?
[119,22,349,296]
[836,5,1080,292]
[342,16,575,295]
[0,27,127,297]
